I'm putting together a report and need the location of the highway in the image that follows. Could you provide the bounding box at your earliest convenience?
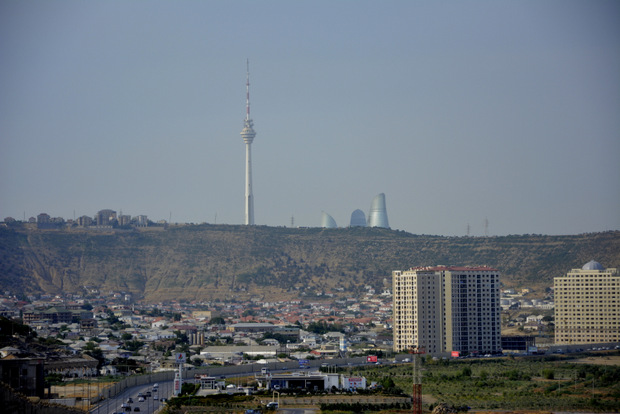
[90,380,174,414]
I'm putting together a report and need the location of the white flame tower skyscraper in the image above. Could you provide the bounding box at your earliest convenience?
[240,59,256,225]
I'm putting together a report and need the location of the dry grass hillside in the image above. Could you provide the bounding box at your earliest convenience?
[0,224,618,302]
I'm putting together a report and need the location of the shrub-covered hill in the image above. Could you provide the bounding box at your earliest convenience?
[0,225,618,302]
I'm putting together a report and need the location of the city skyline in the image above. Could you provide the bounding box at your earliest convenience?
[1,1,619,236]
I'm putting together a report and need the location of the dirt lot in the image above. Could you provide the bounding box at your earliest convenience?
[51,381,115,399]
[570,355,620,366]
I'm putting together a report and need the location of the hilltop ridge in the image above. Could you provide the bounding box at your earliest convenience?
[0,225,618,302]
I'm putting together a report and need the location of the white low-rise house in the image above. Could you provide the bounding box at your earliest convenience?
[200,345,278,362]
[323,332,345,341]
[98,342,120,352]
[526,315,544,324]
[100,365,118,376]
[0,346,20,358]
[151,318,169,329]
[157,330,176,340]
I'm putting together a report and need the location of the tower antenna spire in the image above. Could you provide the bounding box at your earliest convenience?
[245,58,251,120]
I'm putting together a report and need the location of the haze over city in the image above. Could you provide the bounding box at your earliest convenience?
[1,1,619,236]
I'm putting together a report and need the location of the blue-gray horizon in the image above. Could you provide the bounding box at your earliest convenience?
[1,1,619,237]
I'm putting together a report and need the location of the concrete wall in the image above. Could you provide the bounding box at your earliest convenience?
[0,382,82,414]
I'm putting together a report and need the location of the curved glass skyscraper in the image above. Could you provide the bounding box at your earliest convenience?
[350,209,367,227]
[320,212,337,228]
[367,193,389,228]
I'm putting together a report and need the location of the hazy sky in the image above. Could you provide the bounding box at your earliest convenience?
[1,1,619,236]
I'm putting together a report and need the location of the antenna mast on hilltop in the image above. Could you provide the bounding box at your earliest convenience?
[410,346,425,414]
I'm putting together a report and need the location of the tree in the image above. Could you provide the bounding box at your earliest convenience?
[112,357,139,374]
[174,330,189,344]
[124,339,145,352]
[45,373,64,385]
[83,345,105,369]
[209,316,226,325]
[542,369,555,380]
[380,376,396,389]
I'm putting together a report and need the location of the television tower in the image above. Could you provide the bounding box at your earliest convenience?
[240,59,256,225]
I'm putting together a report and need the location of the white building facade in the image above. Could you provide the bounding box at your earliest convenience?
[554,261,619,345]
[393,266,501,355]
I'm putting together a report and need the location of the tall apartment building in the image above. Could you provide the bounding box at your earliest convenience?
[393,266,500,354]
[96,209,116,226]
[554,260,619,345]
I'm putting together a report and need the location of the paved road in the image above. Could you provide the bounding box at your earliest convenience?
[90,380,174,414]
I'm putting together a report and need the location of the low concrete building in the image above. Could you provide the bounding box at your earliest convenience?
[0,356,45,398]
[44,354,99,378]
[265,372,340,392]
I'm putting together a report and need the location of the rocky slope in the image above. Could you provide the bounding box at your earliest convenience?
[0,224,618,302]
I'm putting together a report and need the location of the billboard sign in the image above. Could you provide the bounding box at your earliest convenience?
[175,352,187,364]
[366,355,378,363]
[451,351,460,358]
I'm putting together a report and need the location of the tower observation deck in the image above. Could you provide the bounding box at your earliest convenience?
[240,60,256,225]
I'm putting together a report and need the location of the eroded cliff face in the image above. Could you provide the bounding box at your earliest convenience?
[1,225,618,302]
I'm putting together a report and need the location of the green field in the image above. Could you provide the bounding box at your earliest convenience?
[348,353,620,412]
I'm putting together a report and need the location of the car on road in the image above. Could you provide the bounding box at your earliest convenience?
[138,397,145,402]
[133,407,140,412]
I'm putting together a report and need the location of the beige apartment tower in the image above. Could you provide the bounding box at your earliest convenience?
[554,261,619,345]
[393,266,500,354]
